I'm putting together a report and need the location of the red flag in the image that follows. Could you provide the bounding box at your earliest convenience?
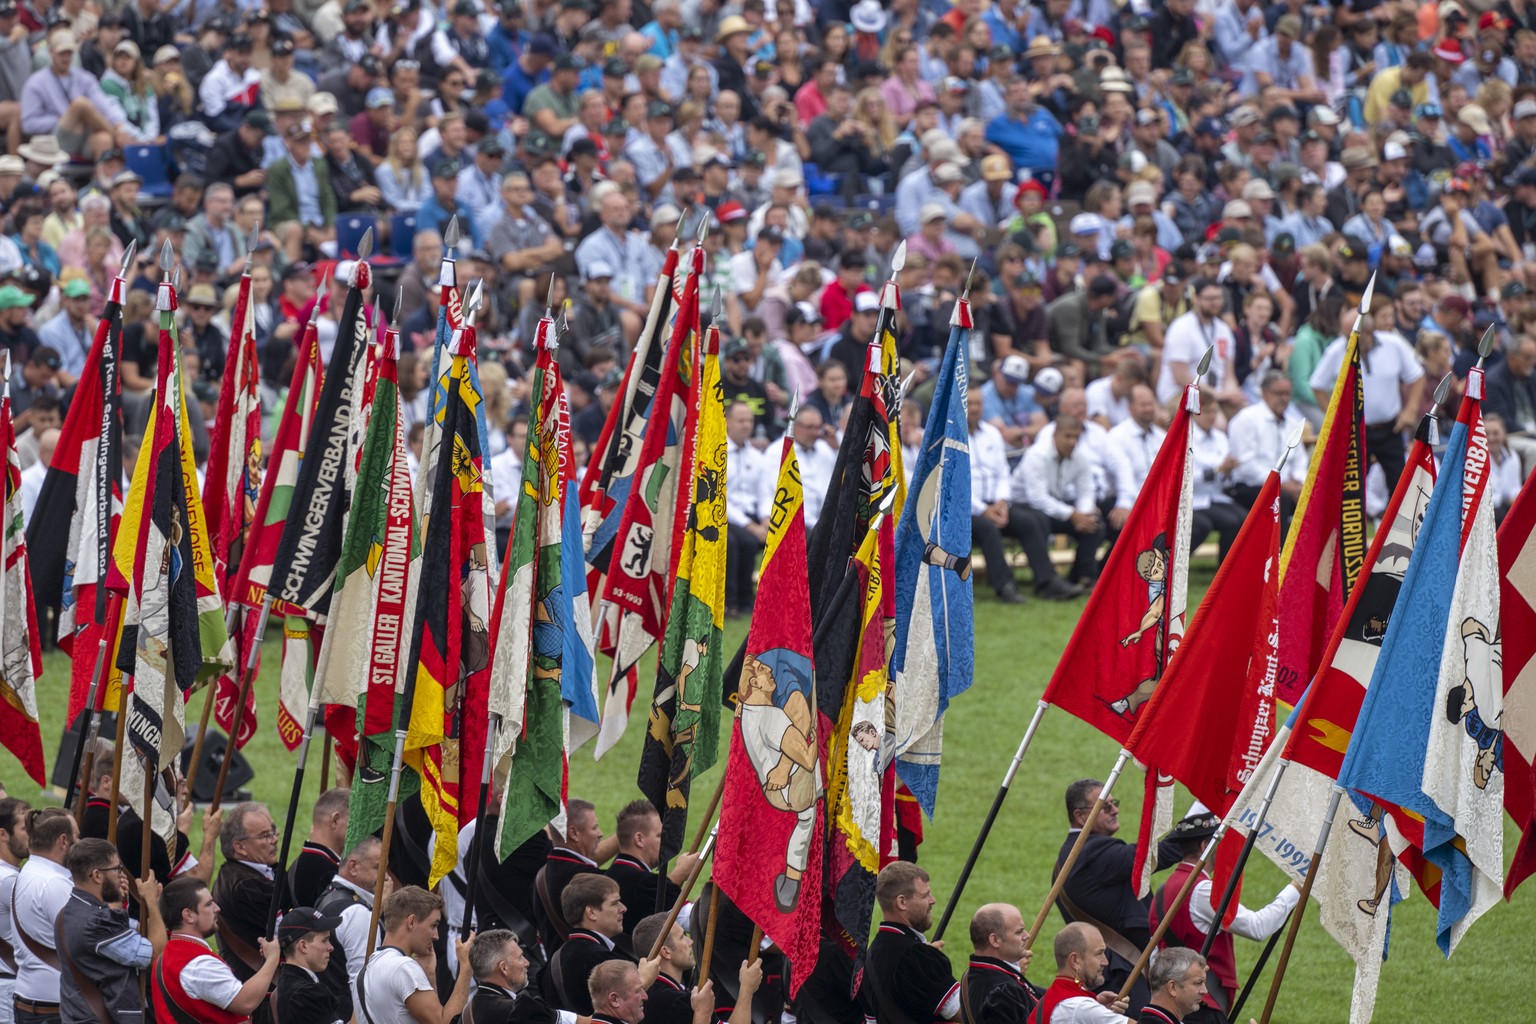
[714,440,822,995]
[1496,470,1536,897]
[1127,472,1282,913]
[1274,333,1366,705]
[1040,383,1197,743]
[0,385,45,785]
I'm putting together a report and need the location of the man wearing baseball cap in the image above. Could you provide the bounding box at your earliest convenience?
[18,29,131,160]
[272,907,346,1024]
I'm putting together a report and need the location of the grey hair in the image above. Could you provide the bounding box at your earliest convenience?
[80,194,110,214]
[1148,947,1207,992]
[469,929,518,981]
[219,802,271,860]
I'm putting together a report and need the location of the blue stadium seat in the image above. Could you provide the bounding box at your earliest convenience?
[336,214,376,258]
[125,144,172,199]
[854,193,896,214]
[389,211,418,258]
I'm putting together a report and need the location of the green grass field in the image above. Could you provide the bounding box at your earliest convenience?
[26,562,1533,1022]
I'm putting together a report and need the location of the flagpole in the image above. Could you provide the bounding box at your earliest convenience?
[211,595,273,814]
[1201,758,1289,957]
[106,677,133,843]
[1257,785,1342,1024]
[1229,909,1290,1021]
[1025,749,1131,950]
[646,823,718,960]
[366,726,409,959]
[697,880,723,985]
[933,698,1048,942]
[61,242,135,813]
[458,711,499,940]
[1117,825,1225,1000]
[184,601,245,803]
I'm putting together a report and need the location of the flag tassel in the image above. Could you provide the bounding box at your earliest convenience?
[211,596,274,814]
[66,591,123,820]
[1258,785,1344,1024]
[934,698,1050,941]
[265,691,324,938]
[1026,748,1131,949]
[647,823,718,960]
[1119,825,1226,1000]
[366,727,410,960]
[459,713,501,940]
[1203,757,1291,956]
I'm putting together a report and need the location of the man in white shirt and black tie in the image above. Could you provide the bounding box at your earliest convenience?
[1225,369,1308,520]
[725,402,771,616]
[1106,385,1165,506]
[1010,414,1102,597]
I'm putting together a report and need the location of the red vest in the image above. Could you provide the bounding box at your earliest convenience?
[1037,976,1097,1022]
[1150,861,1236,1009]
[151,934,249,1024]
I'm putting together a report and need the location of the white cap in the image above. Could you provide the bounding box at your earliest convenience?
[919,201,948,223]
[1222,199,1253,219]
[1069,212,1099,235]
[1382,141,1408,161]
[854,291,880,313]
[1033,366,1064,395]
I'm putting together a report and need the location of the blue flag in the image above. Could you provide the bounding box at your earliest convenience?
[890,306,974,815]
[1338,392,1505,955]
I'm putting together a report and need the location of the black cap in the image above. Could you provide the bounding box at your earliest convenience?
[1170,813,1220,842]
[479,136,505,157]
[432,159,461,179]
[359,53,382,76]
[1272,232,1296,254]
[452,0,478,15]
[242,109,274,134]
[568,137,599,159]
[1056,241,1083,260]
[847,210,874,230]
[1110,238,1133,261]
[647,100,673,121]
[278,907,344,945]
[1089,275,1118,297]
[282,260,312,281]
[743,150,766,168]
[344,0,370,11]
[194,249,219,271]
[527,33,558,56]
[758,225,785,245]
[271,37,295,56]
[205,14,235,34]
[1390,88,1413,109]
[681,24,702,40]
[227,32,254,51]
[553,54,583,72]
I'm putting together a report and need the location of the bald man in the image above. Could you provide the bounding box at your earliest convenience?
[1035,923,1130,1024]
[963,903,1042,1023]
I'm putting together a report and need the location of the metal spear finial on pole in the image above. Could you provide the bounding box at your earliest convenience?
[158,239,174,281]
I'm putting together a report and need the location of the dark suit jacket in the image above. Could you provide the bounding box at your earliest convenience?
[1056,831,1182,952]
[531,847,602,954]
[468,982,561,1024]
[540,929,634,1015]
[639,974,692,1024]
[1482,359,1536,433]
[287,842,341,913]
[963,955,1040,1024]
[211,860,279,980]
[606,854,680,940]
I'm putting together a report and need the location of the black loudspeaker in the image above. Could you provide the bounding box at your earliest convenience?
[180,728,255,804]
[51,709,118,793]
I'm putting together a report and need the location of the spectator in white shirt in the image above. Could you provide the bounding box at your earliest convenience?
[1226,369,1309,517]
[1155,279,1246,412]
[1189,401,1246,564]
[1308,315,1424,493]
[19,428,55,527]
[965,388,1032,604]
[1085,360,1143,429]
[12,808,77,1017]
[787,406,837,529]
[725,402,771,615]
[1010,414,1102,596]
[1486,413,1525,524]
[490,418,528,557]
[0,798,29,1022]
[1106,385,1165,505]
[1035,388,1137,533]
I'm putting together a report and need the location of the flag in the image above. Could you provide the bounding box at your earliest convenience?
[1275,328,1366,705]
[0,380,44,784]
[485,307,572,857]
[1126,471,1281,904]
[1338,377,1504,954]
[1496,471,1536,897]
[714,438,822,995]
[639,303,727,860]
[201,263,263,749]
[112,277,231,841]
[404,306,494,887]
[1225,421,1438,1024]
[580,243,682,592]
[594,245,703,758]
[1040,382,1197,743]
[890,299,973,816]
[558,376,599,752]
[29,263,125,722]
[333,315,422,851]
[808,336,900,970]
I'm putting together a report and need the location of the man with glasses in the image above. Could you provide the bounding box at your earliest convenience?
[1054,781,1183,1007]
[210,803,282,982]
[57,838,165,1024]
[1154,279,1244,411]
[13,808,76,1024]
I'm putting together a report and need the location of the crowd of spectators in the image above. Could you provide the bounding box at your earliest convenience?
[8,0,1536,606]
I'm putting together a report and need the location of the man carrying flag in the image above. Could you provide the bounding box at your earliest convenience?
[1340,344,1504,955]
[714,431,822,995]
[639,285,726,862]
[0,355,44,787]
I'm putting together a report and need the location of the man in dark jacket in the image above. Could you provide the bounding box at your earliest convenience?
[864,863,959,1024]
[272,906,346,1024]
[469,928,563,1024]
[211,802,285,981]
[204,110,274,199]
[541,874,635,1015]
[963,903,1042,1024]
[605,802,699,942]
